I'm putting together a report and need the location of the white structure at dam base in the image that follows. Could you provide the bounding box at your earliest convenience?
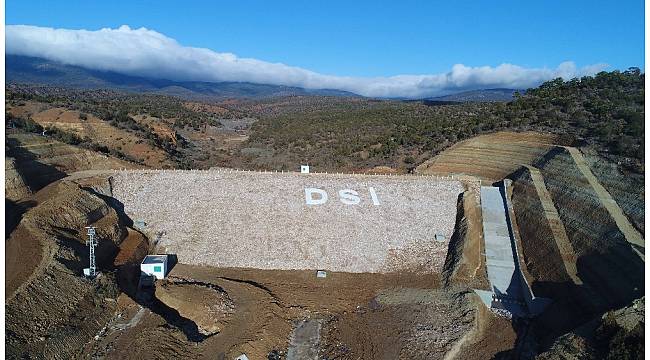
[141,255,169,280]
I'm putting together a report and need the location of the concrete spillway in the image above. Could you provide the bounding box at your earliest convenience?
[475,185,550,317]
[477,186,526,316]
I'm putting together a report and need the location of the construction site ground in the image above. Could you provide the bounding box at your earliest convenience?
[88,265,479,360]
[5,130,644,359]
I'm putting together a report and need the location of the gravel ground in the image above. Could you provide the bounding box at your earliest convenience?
[111,169,463,273]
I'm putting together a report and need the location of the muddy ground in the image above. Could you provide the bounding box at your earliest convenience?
[88,265,478,359]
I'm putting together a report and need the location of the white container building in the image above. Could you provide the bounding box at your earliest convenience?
[141,255,169,279]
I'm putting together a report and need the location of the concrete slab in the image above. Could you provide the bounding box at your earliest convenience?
[287,319,321,360]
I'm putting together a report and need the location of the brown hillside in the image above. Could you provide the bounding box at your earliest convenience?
[7,101,174,168]
[416,131,569,182]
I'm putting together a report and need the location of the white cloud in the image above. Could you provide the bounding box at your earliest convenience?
[6,24,609,98]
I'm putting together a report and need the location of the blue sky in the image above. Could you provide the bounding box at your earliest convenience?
[5,0,645,97]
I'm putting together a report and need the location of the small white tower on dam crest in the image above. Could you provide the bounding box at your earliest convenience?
[301,165,310,174]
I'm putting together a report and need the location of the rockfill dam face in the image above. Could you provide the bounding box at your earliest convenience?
[110,170,464,273]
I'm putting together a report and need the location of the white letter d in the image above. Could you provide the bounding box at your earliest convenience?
[305,188,328,205]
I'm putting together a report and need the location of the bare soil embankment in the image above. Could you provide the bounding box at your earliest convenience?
[155,280,235,336]
[443,189,489,289]
[5,155,32,201]
[5,180,139,359]
[506,146,644,349]
[448,297,519,359]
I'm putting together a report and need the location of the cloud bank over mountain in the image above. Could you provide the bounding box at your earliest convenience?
[6,24,608,98]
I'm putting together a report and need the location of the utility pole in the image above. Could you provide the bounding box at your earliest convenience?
[83,226,98,278]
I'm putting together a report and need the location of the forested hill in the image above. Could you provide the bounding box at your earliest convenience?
[244,68,644,173]
[6,69,644,173]
[499,68,644,167]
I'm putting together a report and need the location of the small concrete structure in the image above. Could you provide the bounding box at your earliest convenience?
[141,255,169,280]
[287,319,322,360]
[316,270,327,278]
[133,219,146,231]
[301,165,310,174]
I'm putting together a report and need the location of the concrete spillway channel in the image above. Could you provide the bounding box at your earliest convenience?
[475,185,549,318]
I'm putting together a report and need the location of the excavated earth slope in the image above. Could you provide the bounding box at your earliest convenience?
[582,151,645,235]
[6,181,127,359]
[5,155,31,201]
[509,147,644,337]
[6,132,137,200]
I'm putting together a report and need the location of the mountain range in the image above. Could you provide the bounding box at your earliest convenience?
[6,55,520,102]
[427,88,521,102]
[6,55,359,100]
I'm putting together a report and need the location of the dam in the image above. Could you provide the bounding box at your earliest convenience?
[109,169,464,273]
